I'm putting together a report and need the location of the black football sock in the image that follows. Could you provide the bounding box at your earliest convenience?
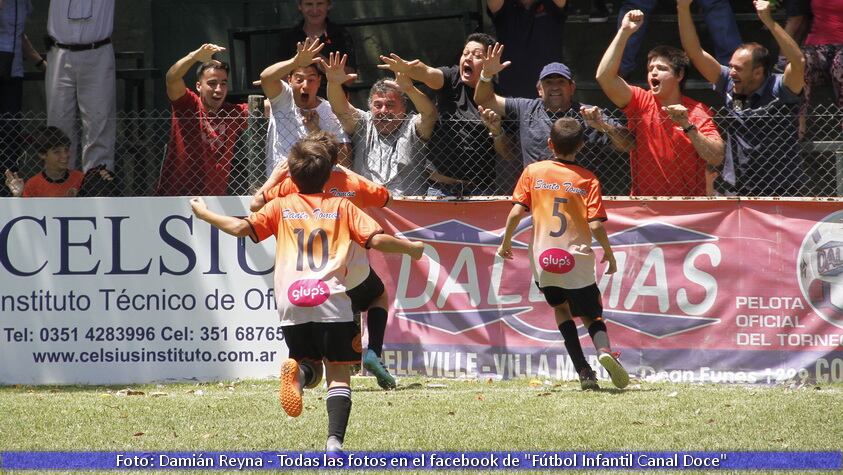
[326,387,352,443]
[558,320,589,371]
[366,307,388,357]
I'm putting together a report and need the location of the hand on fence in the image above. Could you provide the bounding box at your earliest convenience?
[191,44,226,64]
[4,170,23,197]
[294,37,325,68]
[580,105,610,132]
[377,53,420,75]
[481,42,510,79]
[621,10,645,33]
[319,52,357,84]
[302,109,320,133]
[478,106,503,136]
[662,104,691,128]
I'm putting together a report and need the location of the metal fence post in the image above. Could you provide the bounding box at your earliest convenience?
[245,94,266,195]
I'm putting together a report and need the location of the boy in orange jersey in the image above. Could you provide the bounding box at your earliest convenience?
[4,126,112,197]
[190,135,424,452]
[251,131,398,390]
[497,117,629,390]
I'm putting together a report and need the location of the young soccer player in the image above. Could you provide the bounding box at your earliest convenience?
[497,117,629,390]
[4,126,114,197]
[190,135,424,452]
[251,131,398,390]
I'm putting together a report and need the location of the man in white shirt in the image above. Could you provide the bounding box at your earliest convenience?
[45,0,115,173]
[259,37,350,182]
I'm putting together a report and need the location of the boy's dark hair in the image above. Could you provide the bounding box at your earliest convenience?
[550,117,584,157]
[36,126,71,155]
[306,130,341,165]
[647,45,690,89]
[464,32,496,48]
[196,60,230,80]
[288,137,333,193]
[737,42,772,77]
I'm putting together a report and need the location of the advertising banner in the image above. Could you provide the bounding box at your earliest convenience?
[2,198,842,384]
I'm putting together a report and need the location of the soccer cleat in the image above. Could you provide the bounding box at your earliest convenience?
[326,435,344,453]
[598,350,630,389]
[279,358,303,417]
[578,367,600,390]
[363,349,396,390]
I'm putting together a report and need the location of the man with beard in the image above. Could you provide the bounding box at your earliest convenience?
[322,52,437,197]
[157,43,248,196]
[258,38,350,188]
[678,0,806,196]
[474,44,634,193]
[597,10,725,196]
[377,33,504,196]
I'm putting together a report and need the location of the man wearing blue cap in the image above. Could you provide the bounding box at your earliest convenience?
[475,44,633,171]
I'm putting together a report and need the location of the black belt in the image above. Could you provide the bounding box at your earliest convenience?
[53,37,111,51]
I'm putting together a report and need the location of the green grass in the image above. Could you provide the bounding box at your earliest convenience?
[1,377,842,474]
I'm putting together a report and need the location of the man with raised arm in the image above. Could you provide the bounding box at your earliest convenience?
[678,0,806,196]
[157,43,248,196]
[596,10,724,196]
[258,37,350,191]
[322,52,437,197]
[377,33,503,196]
[474,43,634,186]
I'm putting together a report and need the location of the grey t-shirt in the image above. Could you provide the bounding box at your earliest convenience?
[504,98,612,166]
[351,109,430,197]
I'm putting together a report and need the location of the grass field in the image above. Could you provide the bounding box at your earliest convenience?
[1,376,842,474]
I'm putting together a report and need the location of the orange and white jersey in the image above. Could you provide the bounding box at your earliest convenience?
[264,165,390,210]
[247,193,383,325]
[512,160,607,289]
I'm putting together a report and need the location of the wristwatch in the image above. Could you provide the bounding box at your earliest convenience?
[682,124,697,134]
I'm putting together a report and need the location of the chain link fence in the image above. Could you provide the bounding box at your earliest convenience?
[1,104,841,199]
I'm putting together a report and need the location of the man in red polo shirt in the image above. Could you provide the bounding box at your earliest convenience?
[157,43,248,196]
[596,10,724,196]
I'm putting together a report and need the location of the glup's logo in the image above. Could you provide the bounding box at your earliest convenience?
[798,209,843,329]
[538,248,575,274]
[288,279,330,307]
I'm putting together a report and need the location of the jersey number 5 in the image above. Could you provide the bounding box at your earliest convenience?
[549,197,568,237]
[294,228,328,271]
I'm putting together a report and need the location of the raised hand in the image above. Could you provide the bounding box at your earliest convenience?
[294,37,325,67]
[318,52,357,84]
[4,169,23,196]
[754,0,773,26]
[580,105,609,132]
[393,71,414,92]
[662,104,691,128]
[675,0,693,9]
[478,105,503,136]
[481,42,511,78]
[377,53,420,75]
[621,10,645,33]
[191,43,226,63]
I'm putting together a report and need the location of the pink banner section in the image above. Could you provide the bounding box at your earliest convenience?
[365,200,843,384]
